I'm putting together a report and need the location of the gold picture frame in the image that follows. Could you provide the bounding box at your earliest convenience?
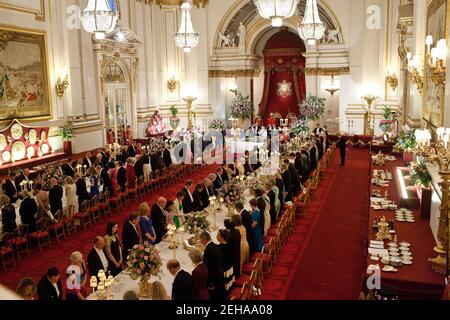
[0,24,51,125]
[423,0,449,128]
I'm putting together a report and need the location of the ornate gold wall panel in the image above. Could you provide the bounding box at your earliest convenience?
[305,67,350,76]
[0,0,45,21]
[135,0,208,8]
[209,69,260,78]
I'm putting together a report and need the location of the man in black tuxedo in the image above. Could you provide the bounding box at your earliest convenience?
[275,175,285,210]
[235,203,256,255]
[15,168,32,190]
[48,178,63,215]
[2,171,18,203]
[167,259,194,300]
[181,180,194,214]
[87,236,109,279]
[127,142,137,158]
[83,152,94,169]
[150,152,161,172]
[19,190,38,232]
[200,231,225,301]
[266,182,278,225]
[337,134,347,166]
[62,158,75,178]
[100,148,110,169]
[313,123,323,137]
[213,167,224,191]
[101,166,113,196]
[200,179,212,210]
[134,155,144,179]
[122,213,141,257]
[163,146,173,168]
[151,197,167,244]
[117,162,127,192]
[281,163,293,202]
[75,173,90,207]
[284,159,302,196]
[37,267,63,301]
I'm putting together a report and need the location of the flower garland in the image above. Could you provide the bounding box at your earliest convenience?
[185,212,210,234]
[230,90,252,120]
[299,94,326,121]
[126,242,163,278]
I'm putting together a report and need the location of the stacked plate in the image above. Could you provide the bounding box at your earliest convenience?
[385,241,413,266]
[399,242,413,265]
[395,209,415,223]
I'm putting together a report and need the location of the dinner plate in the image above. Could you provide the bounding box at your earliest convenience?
[395,218,405,222]
[399,242,410,247]
[401,260,413,265]
[388,242,398,247]
[401,252,412,257]
[399,246,410,251]
[406,219,415,223]
[389,252,400,257]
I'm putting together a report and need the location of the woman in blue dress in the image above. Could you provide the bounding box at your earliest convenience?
[139,202,156,244]
[249,199,263,252]
[88,167,99,197]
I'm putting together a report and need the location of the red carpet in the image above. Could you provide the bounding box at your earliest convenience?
[0,165,217,292]
[260,149,370,300]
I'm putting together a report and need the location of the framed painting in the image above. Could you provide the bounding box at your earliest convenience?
[0,24,51,124]
[423,0,449,128]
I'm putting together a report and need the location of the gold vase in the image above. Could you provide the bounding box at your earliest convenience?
[227,204,235,217]
[138,276,151,298]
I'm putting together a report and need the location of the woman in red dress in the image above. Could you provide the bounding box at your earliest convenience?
[126,158,136,190]
[106,129,115,145]
[188,249,209,300]
[125,125,133,145]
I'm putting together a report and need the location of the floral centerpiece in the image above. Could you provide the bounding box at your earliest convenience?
[291,119,310,137]
[185,211,210,235]
[408,160,432,188]
[61,123,75,141]
[299,94,326,121]
[394,131,416,162]
[209,119,226,130]
[42,168,64,190]
[218,180,244,215]
[126,242,163,298]
[230,90,252,120]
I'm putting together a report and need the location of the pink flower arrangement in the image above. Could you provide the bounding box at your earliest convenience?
[126,242,162,278]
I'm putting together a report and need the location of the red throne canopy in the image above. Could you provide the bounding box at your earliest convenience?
[258,30,306,124]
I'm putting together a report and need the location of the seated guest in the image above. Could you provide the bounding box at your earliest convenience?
[213,167,225,190]
[151,197,167,244]
[181,180,194,214]
[19,190,37,233]
[87,236,109,279]
[65,251,87,300]
[231,215,250,272]
[200,231,225,301]
[234,202,255,256]
[100,165,113,196]
[1,195,16,234]
[117,162,127,192]
[88,167,100,197]
[167,259,194,301]
[173,191,186,228]
[49,178,63,215]
[105,222,123,277]
[217,229,235,292]
[151,281,170,300]
[139,202,156,244]
[123,290,139,300]
[224,219,241,278]
[188,249,209,301]
[2,171,18,203]
[122,213,141,257]
[126,158,137,190]
[37,267,62,301]
[63,159,75,178]
[75,173,90,208]
[192,184,205,212]
[249,199,263,252]
[220,166,230,183]
[16,277,36,300]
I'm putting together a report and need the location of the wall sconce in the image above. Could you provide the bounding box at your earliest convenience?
[55,67,69,99]
[386,72,398,91]
[324,74,340,97]
[167,76,179,93]
[426,35,447,86]
[407,54,424,95]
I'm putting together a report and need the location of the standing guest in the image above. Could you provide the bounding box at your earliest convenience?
[208,174,219,195]
[266,181,280,224]
[192,184,205,212]
[173,191,186,228]
[106,129,115,145]
[255,189,267,237]
[275,172,285,209]
[126,158,137,190]
[15,168,32,189]
[188,249,209,300]
[309,143,318,172]
[105,222,123,276]
[224,219,241,278]
[64,177,77,219]
[16,277,36,300]
[336,134,347,166]
[150,152,161,172]
[100,165,113,196]
[216,229,235,292]
[117,162,127,192]
[82,152,94,169]
[2,171,18,203]
[213,167,225,190]
[87,236,109,279]
[75,173,90,208]
[109,162,119,193]
[122,213,141,257]
[34,182,50,220]
[167,259,194,301]
[126,125,133,145]
[19,190,37,233]
[151,281,170,300]
[88,167,99,197]
[151,197,168,244]
[249,199,263,252]
[134,154,144,182]
[181,180,194,214]
[164,200,177,226]
[1,195,16,233]
[95,153,103,167]
[231,215,250,272]
[295,152,308,183]
[281,163,293,202]
[139,202,156,244]
[128,142,137,158]
[63,159,75,178]
[201,179,212,209]
[48,178,63,215]
[163,145,173,168]
[313,123,322,137]
[142,151,152,182]
[65,251,87,300]
[37,267,62,301]
[200,231,225,301]
[317,135,324,160]
[235,202,256,256]
[285,159,302,196]
[101,148,110,169]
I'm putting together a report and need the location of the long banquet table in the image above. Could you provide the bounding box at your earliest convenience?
[364,155,445,299]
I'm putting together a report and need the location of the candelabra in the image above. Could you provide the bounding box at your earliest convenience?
[414,128,450,276]
[90,270,114,300]
[209,196,218,231]
[361,95,379,136]
[407,53,424,95]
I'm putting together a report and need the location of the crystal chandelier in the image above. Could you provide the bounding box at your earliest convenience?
[298,0,326,46]
[174,2,200,53]
[253,0,299,27]
[80,0,118,40]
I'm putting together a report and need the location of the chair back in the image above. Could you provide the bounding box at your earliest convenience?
[148,171,154,180]
[1,232,14,249]
[52,210,63,224]
[138,176,144,186]
[91,195,99,207]
[14,224,29,240]
[35,218,50,232]
[154,170,160,179]
[81,200,90,212]
[102,191,110,202]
